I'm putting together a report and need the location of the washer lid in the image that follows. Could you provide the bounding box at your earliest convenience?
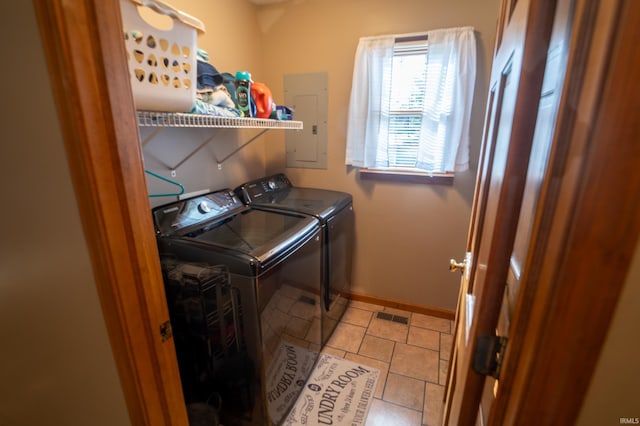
[249,187,352,220]
[190,208,318,262]
[236,174,352,220]
[153,189,320,266]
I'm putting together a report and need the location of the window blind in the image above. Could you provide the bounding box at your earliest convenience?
[387,44,427,168]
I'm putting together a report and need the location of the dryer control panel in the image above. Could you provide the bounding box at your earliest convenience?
[237,173,292,203]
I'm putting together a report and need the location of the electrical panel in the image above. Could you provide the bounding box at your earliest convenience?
[284,72,328,169]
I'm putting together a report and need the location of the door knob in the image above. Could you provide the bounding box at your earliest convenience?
[449,258,466,273]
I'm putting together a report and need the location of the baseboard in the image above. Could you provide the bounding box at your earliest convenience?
[349,292,456,321]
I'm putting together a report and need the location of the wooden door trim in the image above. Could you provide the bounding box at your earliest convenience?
[491,0,640,424]
[488,0,598,422]
[445,0,560,423]
[33,1,187,425]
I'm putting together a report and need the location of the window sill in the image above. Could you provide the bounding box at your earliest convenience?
[358,168,454,185]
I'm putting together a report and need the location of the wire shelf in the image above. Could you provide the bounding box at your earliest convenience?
[137,111,303,130]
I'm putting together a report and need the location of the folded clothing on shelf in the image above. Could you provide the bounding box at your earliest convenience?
[197,60,223,89]
[190,99,239,117]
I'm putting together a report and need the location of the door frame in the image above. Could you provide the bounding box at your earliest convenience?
[444,0,561,422]
[33,1,188,425]
[489,0,640,423]
[33,0,640,425]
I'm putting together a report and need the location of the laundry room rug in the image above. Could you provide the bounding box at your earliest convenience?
[283,353,380,426]
[266,343,319,425]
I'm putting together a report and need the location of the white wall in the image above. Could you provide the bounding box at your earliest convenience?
[0,2,130,425]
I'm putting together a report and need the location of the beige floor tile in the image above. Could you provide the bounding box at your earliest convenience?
[289,298,318,320]
[440,332,453,361]
[281,334,310,349]
[390,343,439,383]
[365,398,423,426]
[285,316,311,339]
[328,296,349,318]
[411,313,452,333]
[439,359,449,385]
[264,308,289,335]
[308,341,321,352]
[383,373,425,411]
[349,300,385,312]
[383,306,412,318]
[320,299,457,425]
[367,316,409,343]
[320,345,346,358]
[276,295,296,313]
[304,317,321,344]
[423,382,445,426]
[279,284,303,300]
[324,316,339,338]
[359,335,394,362]
[341,306,374,327]
[407,326,440,351]
[344,352,390,399]
[326,321,366,353]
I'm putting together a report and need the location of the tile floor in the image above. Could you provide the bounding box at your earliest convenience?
[322,300,453,426]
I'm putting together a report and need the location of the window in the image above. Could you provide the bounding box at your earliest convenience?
[346,28,477,179]
[388,40,431,169]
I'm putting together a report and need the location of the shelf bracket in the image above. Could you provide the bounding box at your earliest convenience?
[170,130,221,171]
[216,129,270,170]
[136,111,303,171]
[141,127,164,147]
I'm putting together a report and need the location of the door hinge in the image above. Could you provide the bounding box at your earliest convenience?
[160,320,173,342]
[473,335,508,379]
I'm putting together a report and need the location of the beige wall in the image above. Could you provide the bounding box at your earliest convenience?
[144,0,501,309]
[257,0,500,310]
[0,2,130,425]
[576,239,640,425]
[8,1,638,424]
[142,0,269,207]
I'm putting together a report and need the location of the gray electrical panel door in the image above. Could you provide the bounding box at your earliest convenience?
[284,72,328,169]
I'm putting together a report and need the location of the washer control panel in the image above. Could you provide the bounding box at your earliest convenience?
[152,189,244,236]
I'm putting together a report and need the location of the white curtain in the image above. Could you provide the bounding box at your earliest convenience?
[345,27,477,172]
[345,35,395,168]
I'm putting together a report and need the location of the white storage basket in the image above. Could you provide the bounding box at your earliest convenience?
[121,0,205,112]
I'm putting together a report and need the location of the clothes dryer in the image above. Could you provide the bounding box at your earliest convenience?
[235,174,354,346]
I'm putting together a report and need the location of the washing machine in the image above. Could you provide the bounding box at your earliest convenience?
[235,173,354,346]
[152,189,323,425]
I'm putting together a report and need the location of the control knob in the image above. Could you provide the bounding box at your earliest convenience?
[198,201,211,214]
